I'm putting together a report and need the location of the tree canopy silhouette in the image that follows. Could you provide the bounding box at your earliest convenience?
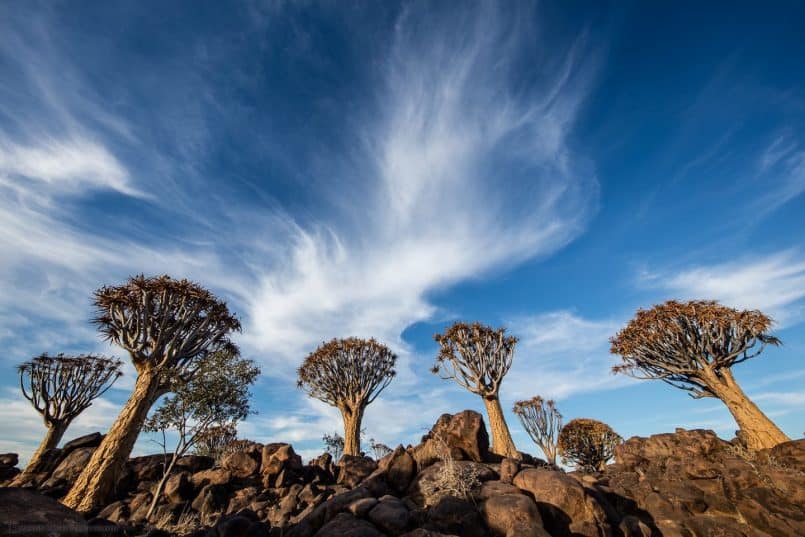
[13,353,121,486]
[298,337,396,456]
[63,275,241,512]
[610,299,789,450]
[513,396,562,465]
[433,322,519,458]
[558,418,621,472]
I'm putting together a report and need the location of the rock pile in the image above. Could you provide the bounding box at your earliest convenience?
[1,412,803,537]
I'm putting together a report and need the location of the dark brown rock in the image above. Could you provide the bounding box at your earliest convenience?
[62,432,103,453]
[368,497,411,535]
[191,468,233,488]
[481,493,547,537]
[223,450,261,478]
[192,484,230,515]
[337,455,378,488]
[614,428,726,470]
[424,496,486,537]
[513,468,612,537]
[42,447,94,488]
[498,458,520,484]
[0,488,101,535]
[164,471,193,504]
[313,512,384,537]
[381,446,416,493]
[413,411,490,469]
[0,453,20,467]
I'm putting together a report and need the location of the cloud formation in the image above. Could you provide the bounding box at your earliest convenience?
[642,250,805,326]
[244,2,599,377]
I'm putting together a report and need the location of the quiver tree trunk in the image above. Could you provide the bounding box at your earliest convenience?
[483,395,519,459]
[341,405,365,457]
[62,370,164,512]
[709,369,789,450]
[12,420,68,486]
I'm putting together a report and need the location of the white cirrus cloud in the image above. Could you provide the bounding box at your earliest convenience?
[242,3,600,378]
[640,250,805,326]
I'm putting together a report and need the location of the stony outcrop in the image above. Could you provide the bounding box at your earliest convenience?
[0,414,802,537]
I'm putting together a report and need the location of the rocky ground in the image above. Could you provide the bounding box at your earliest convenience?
[1,410,803,537]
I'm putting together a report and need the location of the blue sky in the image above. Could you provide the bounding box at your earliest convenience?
[1,1,803,463]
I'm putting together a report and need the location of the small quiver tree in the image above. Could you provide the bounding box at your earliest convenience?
[370,439,393,460]
[142,348,260,520]
[63,275,241,512]
[322,432,345,461]
[298,338,396,457]
[558,418,621,472]
[13,354,122,485]
[194,423,238,463]
[433,322,520,458]
[610,300,789,450]
[512,396,562,465]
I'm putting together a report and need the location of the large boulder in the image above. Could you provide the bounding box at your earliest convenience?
[262,443,303,488]
[0,453,19,482]
[513,468,613,537]
[61,432,103,453]
[379,446,416,494]
[367,496,411,535]
[413,411,490,469]
[614,428,726,470]
[605,429,805,537]
[423,496,486,537]
[164,471,194,504]
[0,488,121,536]
[481,492,548,537]
[222,450,261,478]
[313,512,384,537]
[337,455,378,488]
[41,447,95,489]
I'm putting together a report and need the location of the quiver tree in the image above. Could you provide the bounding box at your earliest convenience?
[195,422,239,463]
[143,348,259,520]
[610,300,789,450]
[298,338,396,457]
[558,418,621,472]
[63,275,241,512]
[512,396,562,465]
[322,432,345,461]
[13,354,122,485]
[432,322,519,458]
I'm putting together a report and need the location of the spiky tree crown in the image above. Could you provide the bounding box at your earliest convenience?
[432,322,517,396]
[610,300,779,398]
[558,418,621,472]
[297,337,397,409]
[93,275,241,375]
[512,396,562,451]
[18,353,122,425]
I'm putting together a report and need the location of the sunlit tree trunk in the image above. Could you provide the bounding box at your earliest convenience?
[12,420,68,486]
[483,395,519,458]
[62,371,164,512]
[710,369,789,450]
[341,405,364,457]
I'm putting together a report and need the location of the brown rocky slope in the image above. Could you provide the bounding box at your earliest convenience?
[1,410,803,537]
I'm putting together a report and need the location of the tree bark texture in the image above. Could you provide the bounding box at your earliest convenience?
[11,420,68,486]
[483,395,520,459]
[341,405,365,457]
[710,369,789,450]
[62,370,164,512]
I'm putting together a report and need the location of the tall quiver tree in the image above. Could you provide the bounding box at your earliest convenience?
[513,396,562,465]
[13,354,122,485]
[433,322,520,458]
[63,275,241,512]
[298,338,396,457]
[610,300,790,450]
